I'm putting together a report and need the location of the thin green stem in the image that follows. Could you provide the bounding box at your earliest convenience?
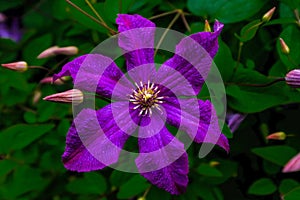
[85,0,105,23]
[142,186,151,199]
[180,12,191,32]
[149,9,178,20]
[231,41,244,79]
[28,66,50,72]
[66,0,117,34]
[294,9,300,26]
[225,77,285,87]
[154,12,181,56]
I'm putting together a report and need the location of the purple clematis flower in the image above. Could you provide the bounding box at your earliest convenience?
[53,14,229,195]
[0,14,21,42]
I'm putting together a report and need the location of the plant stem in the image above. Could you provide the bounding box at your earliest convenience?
[154,12,181,56]
[85,0,105,23]
[231,41,244,79]
[149,10,178,20]
[28,66,50,72]
[66,0,117,34]
[225,77,285,87]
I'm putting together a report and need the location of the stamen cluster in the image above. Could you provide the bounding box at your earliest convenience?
[129,81,164,116]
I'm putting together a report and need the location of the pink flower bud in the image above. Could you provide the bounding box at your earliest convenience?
[37,46,79,59]
[262,7,276,22]
[40,77,64,85]
[204,20,211,32]
[37,46,59,59]
[282,152,300,173]
[54,46,78,56]
[266,132,286,140]
[1,61,28,72]
[43,89,83,104]
[279,38,290,55]
[285,69,300,88]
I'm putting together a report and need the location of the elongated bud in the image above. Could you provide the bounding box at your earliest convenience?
[37,46,59,59]
[262,7,276,22]
[1,61,28,72]
[266,132,286,140]
[54,46,78,55]
[204,20,211,32]
[282,152,300,173]
[33,90,42,104]
[209,161,220,167]
[37,46,79,59]
[279,38,290,55]
[43,89,83,104]
[285,69,300,88]
[40,77,64,85]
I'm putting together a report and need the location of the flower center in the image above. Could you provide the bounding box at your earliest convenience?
[129,81,164,116]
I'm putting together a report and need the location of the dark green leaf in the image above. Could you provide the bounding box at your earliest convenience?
[252,145,297,166]
[0,124,54,153]
[117,175,150,199]
[66,172,107,195]
[248,178,277,195]
[187,0,266,23]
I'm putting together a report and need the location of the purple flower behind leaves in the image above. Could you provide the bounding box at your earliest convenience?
[53,14,229,195]
[0,14,21,42]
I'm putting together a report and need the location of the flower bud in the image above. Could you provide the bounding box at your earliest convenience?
[209,161,220,167]
[204,20,211,32]
[1,61,28,72]
[54,46,78,56]
[285,69,300,88]
[282,152,300,173]
[37,46,59,59]
[37,46,79,59]
[43,89,83,104]
[279,38,290,55]
[40,77,64,85]
[33,90,42,104]
[262,7,276,22]
[266,132,286,140]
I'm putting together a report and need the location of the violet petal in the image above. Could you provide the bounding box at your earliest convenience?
[62,104,135,172]
[54,54,132,100]
[116,14,156,82]
[162,98,229,152]
[136,125,188,195]
[157,21,224,95]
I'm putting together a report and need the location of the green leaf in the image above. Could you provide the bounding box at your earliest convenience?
[248,178,277,195]
[0,166,47,199]
[187,0,266,23]
[23,34,53,66]
[214,39,235,81]
[283,187,300,200]
[197,163,223,177]
[239,20,262,42]
[117,175,150,199]
[279,179,300,194]
[66,172,107,195]
[277,25,300,70]
[0,0,23,12]
[0,124,54,153]
[252,145,297,166]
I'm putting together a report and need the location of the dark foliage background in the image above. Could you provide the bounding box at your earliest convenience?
[0,0,300,199]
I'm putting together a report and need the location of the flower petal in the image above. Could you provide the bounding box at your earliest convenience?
[136,124,188,195]
[116,14,156,82]
[157,21,224,95]
[54,54,132,100]
[62,103,135,172]
[162,98,229,152]
[282,152,300,173]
